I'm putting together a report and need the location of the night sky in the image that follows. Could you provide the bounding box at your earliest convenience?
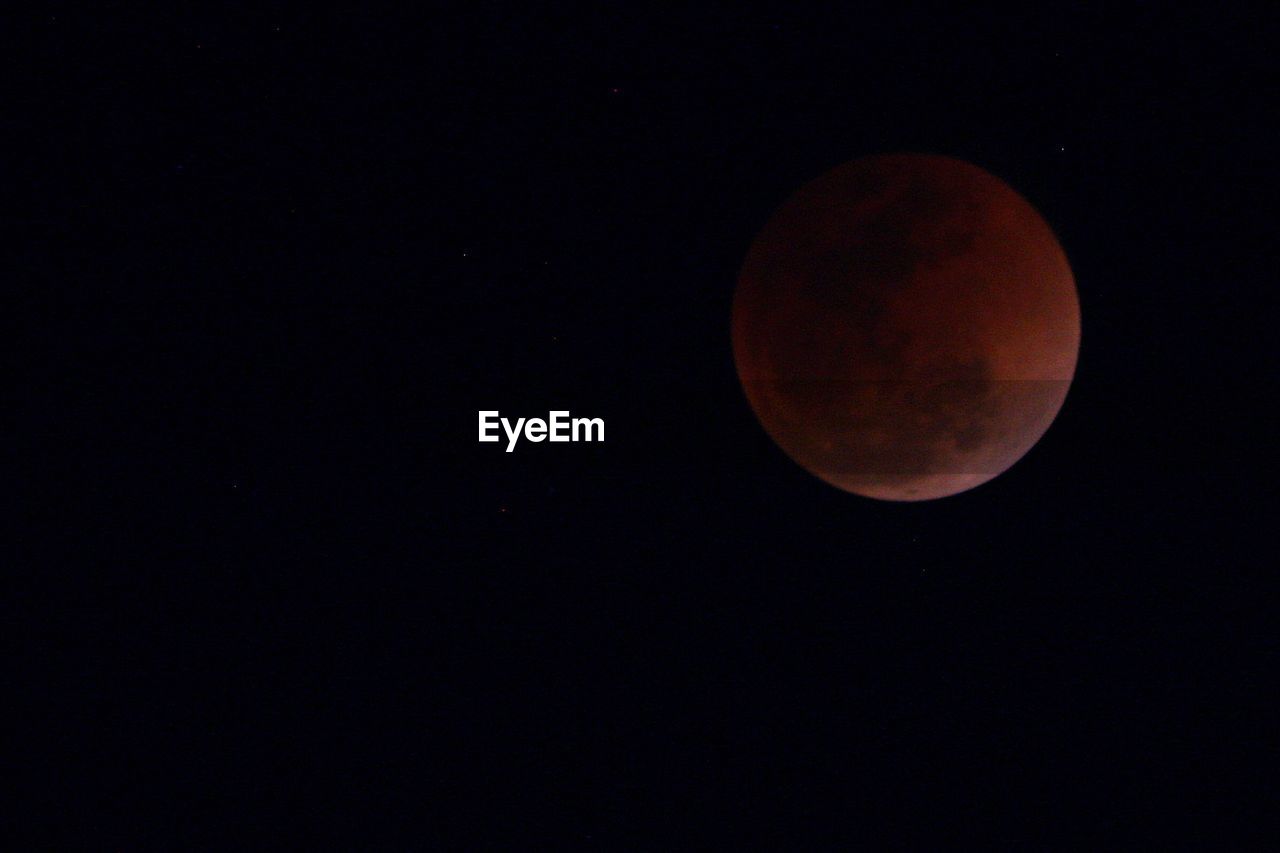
[15,4,1277,846]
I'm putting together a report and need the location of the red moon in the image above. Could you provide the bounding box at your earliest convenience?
[732,154,1080,501]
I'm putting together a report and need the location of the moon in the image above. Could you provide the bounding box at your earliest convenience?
[732,154,1080,501]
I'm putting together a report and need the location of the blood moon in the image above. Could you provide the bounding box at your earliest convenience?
[732,154,1080,501]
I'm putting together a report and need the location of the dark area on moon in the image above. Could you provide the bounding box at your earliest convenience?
[764,377,1069,481]
[757,161,985,313]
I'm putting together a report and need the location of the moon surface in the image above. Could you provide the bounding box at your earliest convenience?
[732,154,1080,501]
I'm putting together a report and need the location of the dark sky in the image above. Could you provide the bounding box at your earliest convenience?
[14,4,1277,846]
